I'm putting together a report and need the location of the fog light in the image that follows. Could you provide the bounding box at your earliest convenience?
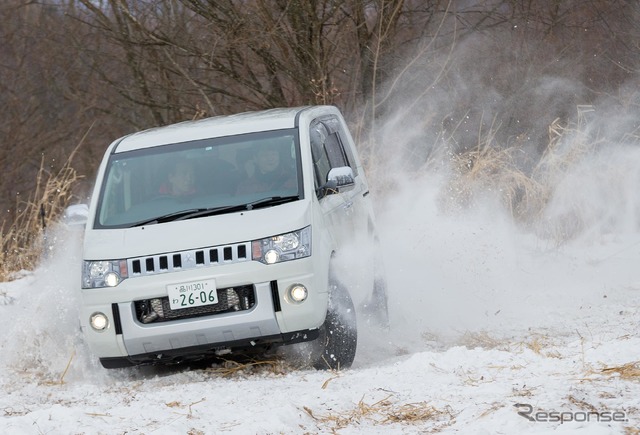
[288,284,308,303]
[90,312,109,331]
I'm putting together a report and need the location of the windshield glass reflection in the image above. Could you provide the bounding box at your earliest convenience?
[96,129,301,228]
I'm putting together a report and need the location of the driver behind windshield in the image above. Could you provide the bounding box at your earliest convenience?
[237,140,296,194]
[159,158,196,196]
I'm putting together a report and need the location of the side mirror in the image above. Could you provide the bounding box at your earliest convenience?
[63,203,89,228]
[318,166,355,198]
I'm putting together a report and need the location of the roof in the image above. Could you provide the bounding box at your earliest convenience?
[113,106,311,153]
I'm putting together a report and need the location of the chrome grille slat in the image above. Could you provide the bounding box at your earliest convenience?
[127,242,251,277]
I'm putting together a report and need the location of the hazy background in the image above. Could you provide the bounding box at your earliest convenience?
[2,1,639,231]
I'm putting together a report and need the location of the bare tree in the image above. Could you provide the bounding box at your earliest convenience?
[0,2,83,222]
[2,0,639,232]
[69,0,440,121]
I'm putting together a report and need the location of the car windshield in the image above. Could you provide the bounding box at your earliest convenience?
[95,129,302,228]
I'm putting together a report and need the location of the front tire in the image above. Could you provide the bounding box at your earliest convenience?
[287,279,357,370]
[311,281,357,370]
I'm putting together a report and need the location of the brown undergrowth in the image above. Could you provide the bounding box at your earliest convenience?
[0,148,81,282]
[303,394,454,432]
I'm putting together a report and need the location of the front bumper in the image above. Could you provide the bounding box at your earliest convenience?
[118,281,280,356]
[80,257,329,364]
[100,328,320,368]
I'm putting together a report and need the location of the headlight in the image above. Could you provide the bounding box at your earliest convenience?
[252,226,311,264]
[82,260,128,288]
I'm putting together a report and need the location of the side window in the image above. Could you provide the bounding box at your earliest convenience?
[324,132,348,168]
[310,116,356,192]
[322,117,358,176]
[310,121,332,187]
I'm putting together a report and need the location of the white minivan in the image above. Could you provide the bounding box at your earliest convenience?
[77,105,387,369]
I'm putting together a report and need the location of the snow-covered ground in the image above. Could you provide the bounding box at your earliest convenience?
[1,172,640,434]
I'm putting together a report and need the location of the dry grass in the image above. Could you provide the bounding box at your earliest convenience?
[528,109,603,243]
[40,351,76,386]
[0,148,81,282]
[457,331,564,361]
[600,362,640,380]
[458,331,504,350]
[446,140,546,222]
[434,113,548,224]
[429,106,615,246]
[534,107,598,179]
[522,334,548,355]
[203,357,291,378]
[303,394,453,432]
[516,333,563,359]
[567,395,599,413]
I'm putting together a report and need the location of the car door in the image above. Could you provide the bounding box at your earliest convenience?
[310,116,368,250]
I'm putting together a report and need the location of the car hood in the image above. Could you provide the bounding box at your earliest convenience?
[82,200,312,260]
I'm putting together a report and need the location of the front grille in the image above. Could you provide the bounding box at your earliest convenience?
[128,242,251,277]
[134,285,255,324]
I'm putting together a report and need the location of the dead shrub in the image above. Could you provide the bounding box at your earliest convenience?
[439,117,547,224]
[0,149,81,281]
[436,106,626,246]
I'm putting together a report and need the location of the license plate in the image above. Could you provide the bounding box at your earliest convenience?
[167,279,218,310]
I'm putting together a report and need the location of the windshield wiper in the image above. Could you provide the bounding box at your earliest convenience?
[244,195,300,210]
[173,196,300,221]
[176,196,300,221]
[173,203,254,221]
[131,209,204,227]
[131,196,300,227]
